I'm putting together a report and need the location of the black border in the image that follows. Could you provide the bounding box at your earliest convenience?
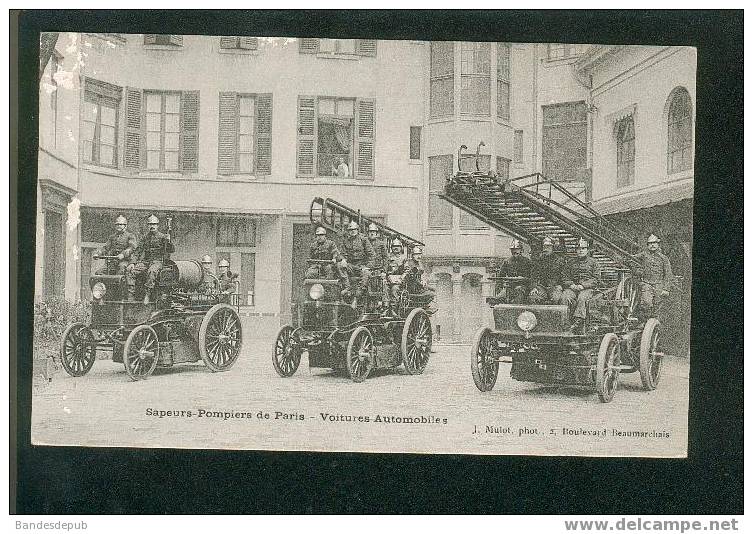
[13,10,743,514]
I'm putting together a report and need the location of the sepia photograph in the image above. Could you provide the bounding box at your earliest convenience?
[29,30,696,457]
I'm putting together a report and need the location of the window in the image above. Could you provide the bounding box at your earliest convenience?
[321,39,356,54]
[409,126,421,160]
[296,96,374,179]
[547,44,586,60]
[616,116,635,187]
[428,155,453,229]
[298,39,376,57]
[542,101,587,181]
[219,36,258,50]
[82,78,122,168]
[144,34,183,46]
[430,41,454,118]
[497,156,511,180]
[667,88,693,174]
[218,93,273,175]
[216,218,256,247]
[497,43,511,120]
[460,42,491,116]
[124,88,199,173]
[513,130,523,164]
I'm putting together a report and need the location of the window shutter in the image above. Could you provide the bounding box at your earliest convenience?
[299,38,320,54]
[219,36,237,49]
[240,37,258,50]
[143,34,157,45]
[356,98,375,179]
[169,35,183,46]
[357,40,377,57]
[296,96,316,177]
[255,93,273,175]
[180,91,199,173]
[218,92,238,175]
[124,87,143,169]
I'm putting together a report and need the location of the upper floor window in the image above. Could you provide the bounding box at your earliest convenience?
[430,41,454,119]
[82,78,122,168]
[217,217,256,247]
[547,43,586,61]
[409,126,421,160]
[616,116,635,188]
[428,155,454,229]
[667,87,693,174]
[219,36,258,51]
[144,34,183,47]
[460,42,491,116]
[513,130,524,164]
[298,38,377,57]
[497,43,511,120]
[218,92,273,175]
[146,92,181,171]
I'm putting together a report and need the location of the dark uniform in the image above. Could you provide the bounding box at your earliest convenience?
[529,253,565,304]
[496,254,532,304]
[218,271,238,293]
[341,233,375,293]
[634,250,673,319]
[130,231,175,291]
[306,237,346,284]
[96,230,138,276]
[369,238,389,274]
[560,256,601,320]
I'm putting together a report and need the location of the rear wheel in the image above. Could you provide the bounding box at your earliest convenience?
[346,326,374,383]
[471,327,498,392]
[272,325,301,377]
[639,318,662,390]
[401,309,432,375]
[596,333,620,403]
[123,325,159,381]
[59,323,96,377]
[199,304,242,372]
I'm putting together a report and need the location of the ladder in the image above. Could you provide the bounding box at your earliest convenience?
[440,169,642,284]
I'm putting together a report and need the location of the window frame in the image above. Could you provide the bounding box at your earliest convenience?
[82,80,121,169]
[409,126,422,160]
[144,90,183,172]
[616,115,636,188]
[430,41,455,119]
[460,41,491,117]
[216,217,257,247]
[316,96,356,178]
[428,154,454,230]
[667,88,693,175]
[236,94,256,174]
[497,43,511,121]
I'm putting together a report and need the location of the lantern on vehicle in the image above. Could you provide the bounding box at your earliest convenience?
[516,310,538,332]
[309,283,325,301]
[92,282,107,300]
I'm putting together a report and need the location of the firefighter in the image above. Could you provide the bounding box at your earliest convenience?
[529,236,564,304]
[199,255,216,294]
[306,225,347,288]
[560,237,601,333]
[497,239,531,304]
[367,223,388,275]
[339,220,375,300]
[130,214,174,304]
[634,233,674,321]
[384,238,407,314]
[217,259,238,294]
[95,215,139,300]
[405,245,434,298]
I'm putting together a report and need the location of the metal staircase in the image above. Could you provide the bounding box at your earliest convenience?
[440,169,642,284]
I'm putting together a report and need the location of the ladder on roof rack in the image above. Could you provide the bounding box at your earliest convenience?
[309,197,424,250]
[439,161,642,285]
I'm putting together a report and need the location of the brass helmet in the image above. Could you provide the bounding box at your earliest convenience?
[510,239,523,250]
[218,259,230,268]
[347,221,360,231]
[368,223,379,232]
[115,215,128,225]
[391,238,402,249]
[577,238,589,249]
[315,226,327,236]
[647,233,661,244]
[412,245,423,255]
[147,215,159,225]
[542,236,554,247]
[201,255,213,264]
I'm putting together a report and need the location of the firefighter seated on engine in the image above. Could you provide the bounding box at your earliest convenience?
[339,221,375,303]
[306,225,348,285]
[383,238,407,315]
[405,245,435,299]
[495,239,531,304]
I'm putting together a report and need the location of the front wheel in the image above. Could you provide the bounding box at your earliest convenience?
[272,325,301,377]
[199,304,243,372]
[346,326,374,383]
[471,327,498,392]
[596,333,620,403]
[401,308,432,375]
[59,322,96,377]
[639,318,662,390]
[123,325,159,381]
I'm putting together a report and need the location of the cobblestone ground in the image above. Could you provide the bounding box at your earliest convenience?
[31,330,689,457]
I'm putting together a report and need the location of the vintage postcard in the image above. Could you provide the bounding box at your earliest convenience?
[31,32,694,456]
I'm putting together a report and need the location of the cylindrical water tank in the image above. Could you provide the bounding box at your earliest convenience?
[173,260,205,288]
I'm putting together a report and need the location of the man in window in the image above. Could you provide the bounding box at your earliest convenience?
[331,156,349,177]
[340,221,375,302]
[130,215,174,304]
[633,234,674,321]
[560,238,601,334]
[93,215,138,298]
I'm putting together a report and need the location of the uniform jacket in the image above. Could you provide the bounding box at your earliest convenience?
[634,251,673,290]
[369,238,389,272]
[98,231,138,260]
[531,253,565,288]
[562,255,601,289]
[218,271,238,293]
[499,255,532,278]
[137,231,174,262]
[387,252,407,275]
[309,238,343,262]
[341,234,375,268]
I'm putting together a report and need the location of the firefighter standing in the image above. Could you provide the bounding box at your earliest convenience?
[529,236,564,304]
[130,214,174,304]
[560,238,601,333]
[634,234,673,320]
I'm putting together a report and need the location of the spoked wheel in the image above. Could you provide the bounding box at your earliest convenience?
[199,304,243,372]
[346,326,374,383]
[612,274,639,326]
[401,308,432,375]
[471,327,499,392]
[394,289,409,319]
[639,318,662,390]
[123,325,159,381]
[272,325,302,377]
[59,322,96,377]
[596,333,620,403]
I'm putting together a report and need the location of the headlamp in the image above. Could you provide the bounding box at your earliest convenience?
[309,283,325,301]
[92,282,107,300]
[516,311,538,332]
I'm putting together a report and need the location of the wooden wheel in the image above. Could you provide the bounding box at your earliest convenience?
[639,318,662,390]
[199,304,243,372]
[123,325,159,381]
[401,308,432,375]
[59,322,96,377]
[272,325,301,377]
[346,326,374,383]
[612,274,639,326]
[596,333,620,403]
[471,327,498,392]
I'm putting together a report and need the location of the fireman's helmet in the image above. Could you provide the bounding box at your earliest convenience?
[115,215,128,225]
[201,255,213,264]
[577,238,589,249]
[391,238,402,249]
[542,236,554,247]
[147,215,159,225]
[368,223,379,232]
[218,259,230,268]
[315,226,327,236]
[510,239,523,250]
[647,234,661,244]
[412,245,423,255]
[347,221,360,231]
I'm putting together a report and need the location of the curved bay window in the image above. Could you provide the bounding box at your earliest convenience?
[616,116,635,188]
[667,88,693,174]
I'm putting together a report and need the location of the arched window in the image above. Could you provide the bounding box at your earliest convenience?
[616,116,635,187]
[667,88,693,174]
